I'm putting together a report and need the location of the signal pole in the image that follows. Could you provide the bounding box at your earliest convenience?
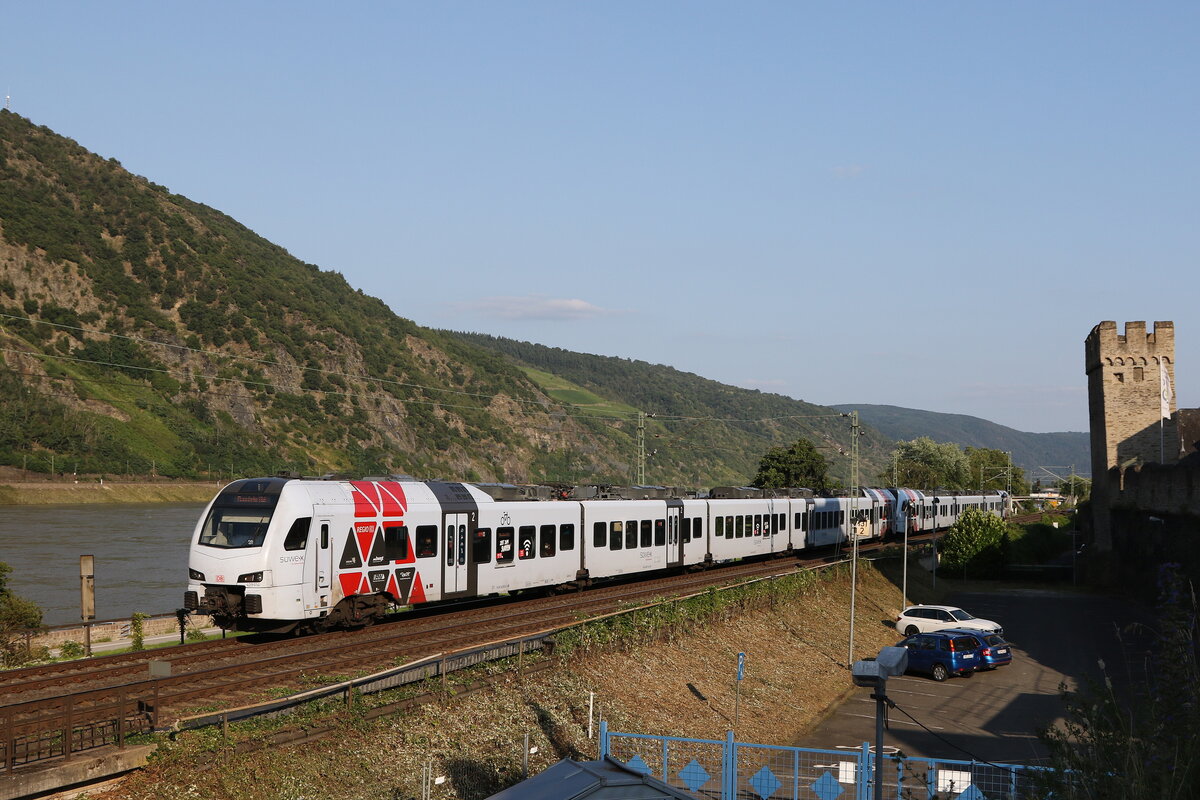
[847,411,861,668]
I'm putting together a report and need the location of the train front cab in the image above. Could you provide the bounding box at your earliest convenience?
[184,477,317,633]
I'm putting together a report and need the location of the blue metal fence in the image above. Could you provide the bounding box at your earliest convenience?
[599,723,1053,800]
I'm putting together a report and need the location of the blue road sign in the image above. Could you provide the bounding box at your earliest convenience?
[737,652,745,681]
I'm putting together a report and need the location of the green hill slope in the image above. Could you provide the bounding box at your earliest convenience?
[831,403,1090,476]
[0,109,876,489]
[0,110,626,484]
[447,333,895,485]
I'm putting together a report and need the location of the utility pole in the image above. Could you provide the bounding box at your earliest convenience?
[636,411,646,485]
[847,411,861,669]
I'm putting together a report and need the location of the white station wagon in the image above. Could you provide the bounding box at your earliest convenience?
[895,604,1003,636]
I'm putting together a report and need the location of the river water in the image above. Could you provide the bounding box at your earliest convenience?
[0,503,206,626]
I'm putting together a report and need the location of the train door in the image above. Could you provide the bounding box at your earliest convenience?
[444,512,471,596]
[316,518,331,606]
[666,503,683,566]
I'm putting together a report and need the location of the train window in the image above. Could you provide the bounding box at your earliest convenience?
[610,521,623,550]
[283,517,311,551]
[200,508,271,549]
[653,519,664,546]
[403,526,433,559]
[626,520,638,549]
[776,513,784,533]
[640,520,652,548]
[693,517,703,537]
[518,525,536,559]
[473,529,492,563]
[446,526,454,566]
[682,517,691,543]
[593,522,606,548]
[735,516,744,538]
[540,525,556,558]
[725,515,733,537]
[384,525,410,561]
[496,527,515,564]
[795,512,802,531]
[839,510,845,525]
[321,523,329,549]
[755,514,763,536]
[560,523,575,551]
[715,516,724,537]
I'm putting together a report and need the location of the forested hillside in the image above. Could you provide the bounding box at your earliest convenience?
[446,334,894,483]
[831,404,1090,476]
[0,109,888,488]
[0,110,611,483]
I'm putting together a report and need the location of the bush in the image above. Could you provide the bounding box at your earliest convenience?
[939,507,1010,578]
[130,611,148,651]
[58,639,85,659]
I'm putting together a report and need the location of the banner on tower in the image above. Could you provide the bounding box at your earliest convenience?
[1161,360,1173,419]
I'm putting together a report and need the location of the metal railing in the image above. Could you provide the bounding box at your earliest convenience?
[600,723,1054,800]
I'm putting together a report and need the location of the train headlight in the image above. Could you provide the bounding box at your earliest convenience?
[238,571,264,583]
[189,568,205,581]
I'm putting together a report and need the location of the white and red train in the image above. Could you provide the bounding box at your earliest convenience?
[183,476,1008,633]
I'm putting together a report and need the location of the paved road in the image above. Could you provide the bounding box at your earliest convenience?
[793,588,1150,766]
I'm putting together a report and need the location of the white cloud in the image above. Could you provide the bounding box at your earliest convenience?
[454,295,620,321]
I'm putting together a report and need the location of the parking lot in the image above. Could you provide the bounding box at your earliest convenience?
[793,588,1150,766]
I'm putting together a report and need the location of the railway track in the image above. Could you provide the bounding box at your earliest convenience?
[0,532,931,774]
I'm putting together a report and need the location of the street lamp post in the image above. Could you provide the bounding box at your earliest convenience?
[903,501,918,608]
[931,496,941,589]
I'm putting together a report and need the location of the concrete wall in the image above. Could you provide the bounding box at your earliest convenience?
[24,612,216,654]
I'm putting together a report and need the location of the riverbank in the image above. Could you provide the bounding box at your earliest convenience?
[0,481,218,505]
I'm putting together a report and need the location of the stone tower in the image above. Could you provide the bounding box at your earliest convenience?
[1085,321,1178,550]
[1086,320,1177,476]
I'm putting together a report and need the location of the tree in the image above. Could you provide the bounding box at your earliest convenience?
[938,507,1009,577]
[752,439,829,490]
[884,437,969,490]
[0,560,44,667]
[963,446,1029,495]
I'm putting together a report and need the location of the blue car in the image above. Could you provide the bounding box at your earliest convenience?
[946,629,1013,669]
[897,631,986,681]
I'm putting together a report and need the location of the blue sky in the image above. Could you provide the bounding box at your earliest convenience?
[3,2,1196,433]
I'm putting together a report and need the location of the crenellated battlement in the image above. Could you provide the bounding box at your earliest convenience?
[1085,320,1174,374]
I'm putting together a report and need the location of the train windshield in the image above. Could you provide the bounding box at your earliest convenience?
[199,507,272,549]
